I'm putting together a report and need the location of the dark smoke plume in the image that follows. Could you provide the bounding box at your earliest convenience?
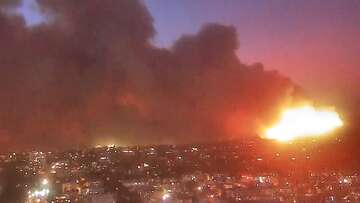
[0,0,300,150]
[0,0,22,8]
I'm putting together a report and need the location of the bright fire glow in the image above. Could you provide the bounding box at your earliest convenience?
[265,105,343,141]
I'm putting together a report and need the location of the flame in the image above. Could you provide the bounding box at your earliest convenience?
[265,105,343,141]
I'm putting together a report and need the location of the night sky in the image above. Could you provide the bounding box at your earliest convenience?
[1,0,359,150]
[145,0,360,107]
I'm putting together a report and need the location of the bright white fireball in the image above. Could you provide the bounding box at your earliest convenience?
[265,105,343,141]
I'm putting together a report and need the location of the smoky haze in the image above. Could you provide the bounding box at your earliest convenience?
[0,0,302,150]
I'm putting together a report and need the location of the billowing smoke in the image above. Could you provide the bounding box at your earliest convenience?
[0,0,301,150]
[0,0,22,8]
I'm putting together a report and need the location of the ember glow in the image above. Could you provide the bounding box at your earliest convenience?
[265,105,343,141]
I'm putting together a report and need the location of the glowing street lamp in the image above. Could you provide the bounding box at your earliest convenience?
[41,178,48,185]
[162,193,170,201]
